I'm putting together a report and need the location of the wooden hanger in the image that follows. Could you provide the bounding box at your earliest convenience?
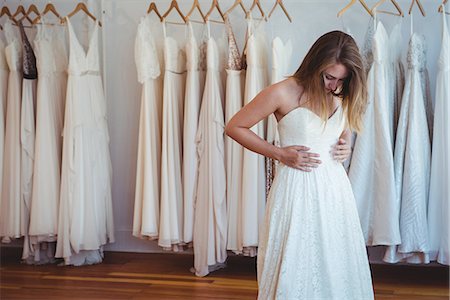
[438,0,450,14]
[26,4,41,23]
[1,6,12,18]
[224,0,247,18]
[33,2,64,24]
[147,2,163,21]
[205,0,225,23]
[248,0,266,19]
[64,2,102,26]
[371,0,403,17]
[13,4,33,24]
[337,0,373,17]
[408,0,425,16]
[268,0,292,22]
[185,0,206,23]
[162,0,186,24]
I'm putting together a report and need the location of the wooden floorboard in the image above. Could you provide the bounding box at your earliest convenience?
[1,247,448,299]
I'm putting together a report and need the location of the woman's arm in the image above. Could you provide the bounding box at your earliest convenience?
[332,128,352,162]
[225,80,321,172]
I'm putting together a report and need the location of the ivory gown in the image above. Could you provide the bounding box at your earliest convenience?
[0,30,8,213]
[428,8,450,265]
[241,18,268,256]
[193,23,228,277]
[56,18,114,266]
[158,22,187,250]
[257,106,373,299]
[133,15,164,240]
[0,21,23,242]
[26,20,68,263]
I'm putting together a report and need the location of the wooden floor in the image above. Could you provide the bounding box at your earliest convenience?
[1,247,448,299]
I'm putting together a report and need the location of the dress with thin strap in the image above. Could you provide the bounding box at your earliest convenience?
[193,22,228,277]
[428,8,450,265]
[56,18,114,265]
[0,21,23,242]
[182,21,206,244]
[224,17,245,254]
[241,18,268,256]
[158,21,187,250]
[26,19,68,264]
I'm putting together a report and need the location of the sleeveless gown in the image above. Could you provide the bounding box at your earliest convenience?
[257,106,373,299]
[56,18,114,265]
[26,20,68,263]
[428,8,450,265]
[0,21,23,242]
[0,30,8,217]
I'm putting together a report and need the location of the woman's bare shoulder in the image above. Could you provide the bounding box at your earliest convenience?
[269,78,304,116]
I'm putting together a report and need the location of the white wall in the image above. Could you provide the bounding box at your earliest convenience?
[3,0,447,260]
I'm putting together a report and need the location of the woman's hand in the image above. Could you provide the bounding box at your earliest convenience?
[331,138,351,163]
[279,145,321,172]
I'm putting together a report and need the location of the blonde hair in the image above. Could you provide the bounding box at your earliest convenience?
[292,31,367,133]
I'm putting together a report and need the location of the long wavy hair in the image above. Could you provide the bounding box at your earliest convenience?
[292,30,367,132]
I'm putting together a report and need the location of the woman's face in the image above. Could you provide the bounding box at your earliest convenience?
[322,63,349,93]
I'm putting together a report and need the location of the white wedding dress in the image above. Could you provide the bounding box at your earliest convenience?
[158,22,187,250]
[428,9,449,265]
[133,15,164,240]
[224,18,245,254]
[26,20,68,263]
[386,33,431,264]
[241,18,268,256]
[349,21,400,247]
[257,106,373,299]
[193,23,227,277]
[0,21,23,241]
[182,22,206,244]
[0,30,8,213]
[56,18,114,265]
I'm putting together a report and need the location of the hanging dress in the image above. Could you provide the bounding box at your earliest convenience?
[0,21,23,242]
[266,36,292,193]
[0,30,8,212]
[193,22,227,277]
[257,105,374,299]
[56,18,114,266]
[182,21,206,245]
[428,8,450,265]
[158,21,187,250]
[133,15,164,240]
[224,18,245,254]
[389,22,405,139]
[349,21,400,247]
[241,18,268,256]
[26,20,68,263]
[18,22,38,261]
[386,33,432,264]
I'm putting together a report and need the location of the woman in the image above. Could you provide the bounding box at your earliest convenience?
[226,31,374,299]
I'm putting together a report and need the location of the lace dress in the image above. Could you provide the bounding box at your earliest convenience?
[224,18,245,254]
[26,19,68,264]
[428,9,450,265]
[257,106,374,299]
[0,21,23,241]
[133,15,164,240]
[385,33,431,264]
[193,22,228,277]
